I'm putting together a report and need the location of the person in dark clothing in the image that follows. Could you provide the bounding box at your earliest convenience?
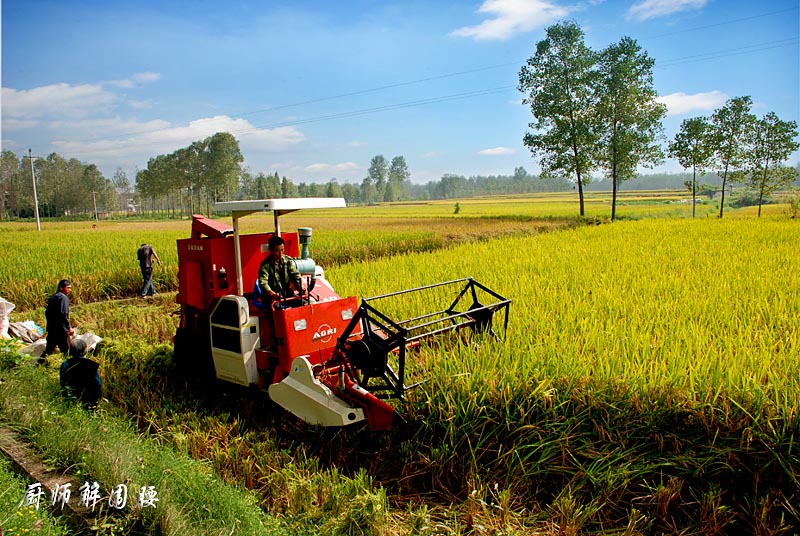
[137,243,162,297]
[41,279,74,363]
[60,339,102,409]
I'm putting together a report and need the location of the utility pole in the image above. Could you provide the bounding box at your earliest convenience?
[92,191,99,221]
[27,148,42,231]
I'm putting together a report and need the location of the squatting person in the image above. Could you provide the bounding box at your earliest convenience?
[60,338,102,408]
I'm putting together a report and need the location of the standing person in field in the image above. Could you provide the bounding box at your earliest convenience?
[138,243,162,297]
[41,279,74,364]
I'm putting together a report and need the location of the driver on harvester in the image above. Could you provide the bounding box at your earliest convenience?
[258,235,306,307]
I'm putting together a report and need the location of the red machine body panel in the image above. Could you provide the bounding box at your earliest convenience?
[177,231,299,311]
[273,296,360,373]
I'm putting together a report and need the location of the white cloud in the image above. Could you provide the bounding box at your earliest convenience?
[128,99,157,110]
[479,146,516,155]
[2,83,116,119]
[2,118,39,130]
[304,161,360,173]
[657,90,727,116]
[627,0,707,21]
[3,74,161,121]
[52,115,305,165]
[335,162,359,171]
[346,140,367,148]
[106,72,161,88]
[305,163,331,172]
[451,0,570,41]
[132,72,161,84]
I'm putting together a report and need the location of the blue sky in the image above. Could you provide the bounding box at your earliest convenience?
[2,0,798,184]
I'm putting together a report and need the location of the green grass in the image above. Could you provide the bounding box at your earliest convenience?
[0,361,296,535]
[0,455,71,536]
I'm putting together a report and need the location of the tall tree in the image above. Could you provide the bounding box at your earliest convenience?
[360,176,376,205]
[204,132,243,205]
[388,156,410,201]
[281,176,298,198]
[668,117,714,218]
[513,166,528,183]
[368,155,388,201]
[265,172,281,198]
[744,112,800,217]
[341,183,360,204]
[595,36,666,221]
[709,96,755,218]
[326,179,343,198]
[170,142,207,216]
[112,167,131,211]
[383,181,396,202]
[518,20,598,216]
[239,168,257,199]
[0,151,25,219]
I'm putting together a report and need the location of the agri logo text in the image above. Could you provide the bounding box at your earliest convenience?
[312,324,337,343]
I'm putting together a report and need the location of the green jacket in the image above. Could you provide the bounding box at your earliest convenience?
[258,256,302,298]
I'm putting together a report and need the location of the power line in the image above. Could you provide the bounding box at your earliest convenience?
[73,62,519,144]
[642,6,798,41]
[63,87,517,157]
[656,38,799,68]
[240,87,515,133]
[60,33,798,159]
[67,6,798,147]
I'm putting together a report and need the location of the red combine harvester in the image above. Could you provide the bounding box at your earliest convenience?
[174,198,510,431]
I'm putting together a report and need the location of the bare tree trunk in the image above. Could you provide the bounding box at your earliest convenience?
[691,164,697,218]
[758,166,769,218]
[718,162,730,219]
[611,174,618,221]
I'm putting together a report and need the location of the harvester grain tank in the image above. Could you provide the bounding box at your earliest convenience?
[174,198,510,430]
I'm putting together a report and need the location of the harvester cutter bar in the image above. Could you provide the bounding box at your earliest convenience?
[333,278,510,400]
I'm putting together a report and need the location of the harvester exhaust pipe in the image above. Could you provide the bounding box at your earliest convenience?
[297,227,312,260]
[295,227,317,294]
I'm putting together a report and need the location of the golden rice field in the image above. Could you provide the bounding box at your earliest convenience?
[2,189,789,312]
[335,218,799,414]
[1,191,798,533]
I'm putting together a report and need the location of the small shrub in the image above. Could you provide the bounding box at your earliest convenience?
[730,189,770,208]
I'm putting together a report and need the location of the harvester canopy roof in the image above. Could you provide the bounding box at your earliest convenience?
[214,198,346,218]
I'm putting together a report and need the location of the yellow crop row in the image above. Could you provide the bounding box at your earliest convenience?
[332,218,800,413]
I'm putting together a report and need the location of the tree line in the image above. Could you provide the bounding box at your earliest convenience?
[518,20,798,220]
[0,144,571,220]
[0,151,117,219]
[3,138,794,221]
[668,97,799,217]
[134,132,243,217]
